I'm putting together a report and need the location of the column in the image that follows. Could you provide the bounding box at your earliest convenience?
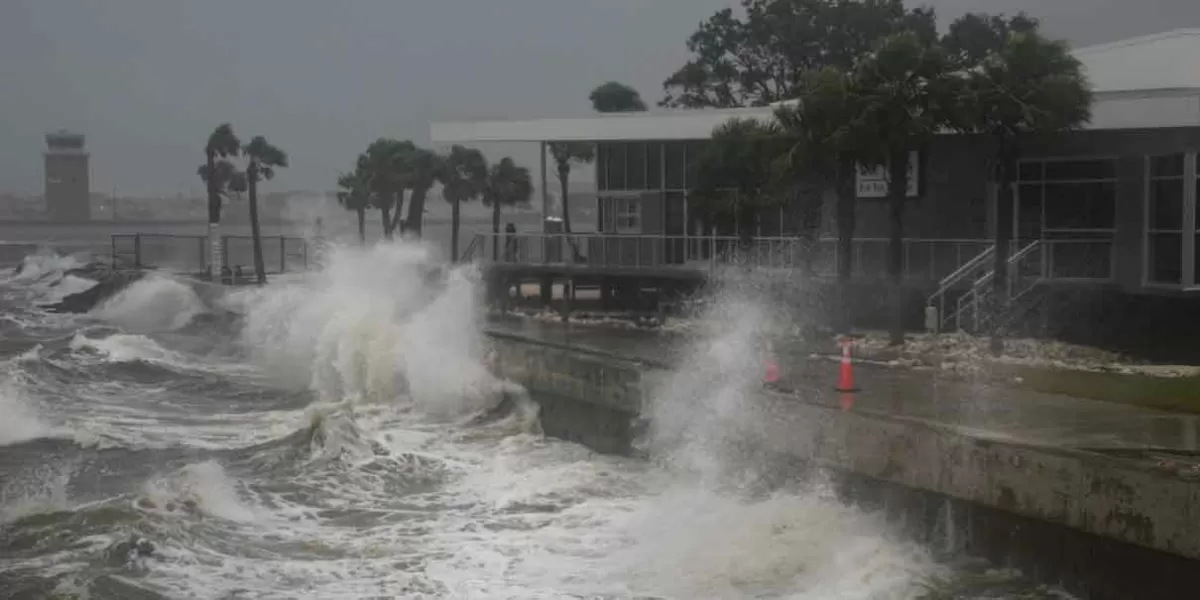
[540,141,549,233]
[1183,151,1197,287]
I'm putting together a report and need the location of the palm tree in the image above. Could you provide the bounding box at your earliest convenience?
[690,117,785,246]
[775,67,871,332]
[547,142,595,233]
[356,138,408,240]
[438,145,488,261]
[402,146,441,238]
[242,136,288,285]
[589,82,648,112]
[852,32,954,345]
[483,158,534,260]
[202,124,241,278]
[336,169,371,245]
[944,18,1092,353]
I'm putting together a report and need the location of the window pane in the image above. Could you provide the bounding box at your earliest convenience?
[685,142,708,190]
[596,144,608,192]
[1151,178,1184,230]
[607,143,627,191]
[1044,181,1115,229]
[646,143,662,189]
[1044,159,1116,181]
[1152,154,1185,178]
[1016,184,1042,238]
[665,142,686,189]
[627,143,647,189]
[1150,233,1183,284]
[1018,162,1043,181]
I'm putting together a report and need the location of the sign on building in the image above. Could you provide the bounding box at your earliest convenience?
[856,151,920,199]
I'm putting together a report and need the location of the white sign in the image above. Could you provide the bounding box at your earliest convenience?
[856,151,920,199]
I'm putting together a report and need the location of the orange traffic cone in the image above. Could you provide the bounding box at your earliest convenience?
[764,341,780,385]
[835,339,860,393]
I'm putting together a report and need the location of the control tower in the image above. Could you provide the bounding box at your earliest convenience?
[44,130,91,221]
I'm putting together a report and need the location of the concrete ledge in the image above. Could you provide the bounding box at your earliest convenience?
[485,329,1200,598]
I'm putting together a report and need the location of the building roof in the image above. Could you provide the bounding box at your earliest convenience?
[1075,29,1200,93]
[431,29,1200,144]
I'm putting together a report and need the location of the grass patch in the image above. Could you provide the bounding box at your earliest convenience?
[1005,366,1200,414]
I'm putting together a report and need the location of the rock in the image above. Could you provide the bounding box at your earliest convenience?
[40,271,144,314]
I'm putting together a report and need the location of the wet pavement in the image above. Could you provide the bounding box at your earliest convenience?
[488,318,1200,457]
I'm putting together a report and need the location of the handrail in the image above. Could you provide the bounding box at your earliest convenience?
[926,245,995,306]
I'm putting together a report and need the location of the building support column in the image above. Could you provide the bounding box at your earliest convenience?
[540,141,549,231]
[1184,151,1197,287]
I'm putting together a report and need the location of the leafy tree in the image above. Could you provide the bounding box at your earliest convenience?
[483,157,534,260]
[243,136,288,285]
[336,169,371,245]
[944,15,1092,353]
[589,82,648,112]
[356,138,409,240]
[689,117,786,245]
[202,123,241,277]
[851,31,955,345]
[774,67,872,329]
[438,145,488,260]
[660,0,936,108]
[547,142,595,233]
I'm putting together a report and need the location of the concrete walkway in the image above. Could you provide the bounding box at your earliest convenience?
[488,319,1200,460]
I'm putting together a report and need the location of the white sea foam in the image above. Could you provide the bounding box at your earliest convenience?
[91,273,206,332]
[0,383,52,447]
[236,242,503,417]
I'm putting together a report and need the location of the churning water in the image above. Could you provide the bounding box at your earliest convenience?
[0,242,1067,599]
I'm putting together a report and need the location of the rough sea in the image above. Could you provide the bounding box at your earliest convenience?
[0,242,1070,599]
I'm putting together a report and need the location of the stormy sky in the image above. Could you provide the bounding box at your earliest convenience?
[2,0,1198,199]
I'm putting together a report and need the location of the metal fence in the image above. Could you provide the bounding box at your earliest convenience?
[462,231,991,282]
[111,233,309,275]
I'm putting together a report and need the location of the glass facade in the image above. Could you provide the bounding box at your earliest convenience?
[1148,155,1186,284]
[1017,158,1118,280]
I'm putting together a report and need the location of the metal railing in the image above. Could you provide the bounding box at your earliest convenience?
[110,233,309,276]
[933,236,1116,333]
[463,231,991,281]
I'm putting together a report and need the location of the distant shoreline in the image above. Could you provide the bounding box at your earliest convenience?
[0,216,539,228]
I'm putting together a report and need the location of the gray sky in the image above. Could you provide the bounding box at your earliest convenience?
[2,0,1198,198]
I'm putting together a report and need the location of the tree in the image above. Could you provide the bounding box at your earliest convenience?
[242,136,288,285]
[356,138,409,240]
[401,145,441,238]
[483,158,534,260]
[852,31,955,345]
[944,15,1092,353]
[336,169,371,245]
[660,0,936,108]
[589,82,648,112]
[202,123,241,278]
[547,142,595,233]
[438,145,488,261]
[775,67,872,330]
[689,117,785,246]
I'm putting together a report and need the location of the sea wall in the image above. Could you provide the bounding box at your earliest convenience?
[485,330,1200,600]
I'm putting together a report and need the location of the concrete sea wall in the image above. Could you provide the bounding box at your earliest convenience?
[485,330,1200,600]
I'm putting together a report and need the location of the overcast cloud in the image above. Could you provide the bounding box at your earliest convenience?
[2,0,1198,198]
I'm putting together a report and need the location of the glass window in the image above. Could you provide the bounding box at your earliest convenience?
[616,197,640,233]
[606,143,627,191]
[1150,179,1184,230]
[646,143,662,189]
[595,144,608,192]
[1152,154,1185,178]
[1016,184,1042,238]
[1044,159,1116,181]
[1017,161,1043,182]
[665,142,686,189]
[1043,181,1115,229]
[627,143,647,190]
[1150,233,1183,284]
[685,142,708,190]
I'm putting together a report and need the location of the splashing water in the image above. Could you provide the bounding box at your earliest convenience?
[91,273,207,332]
[235,242,503,416]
